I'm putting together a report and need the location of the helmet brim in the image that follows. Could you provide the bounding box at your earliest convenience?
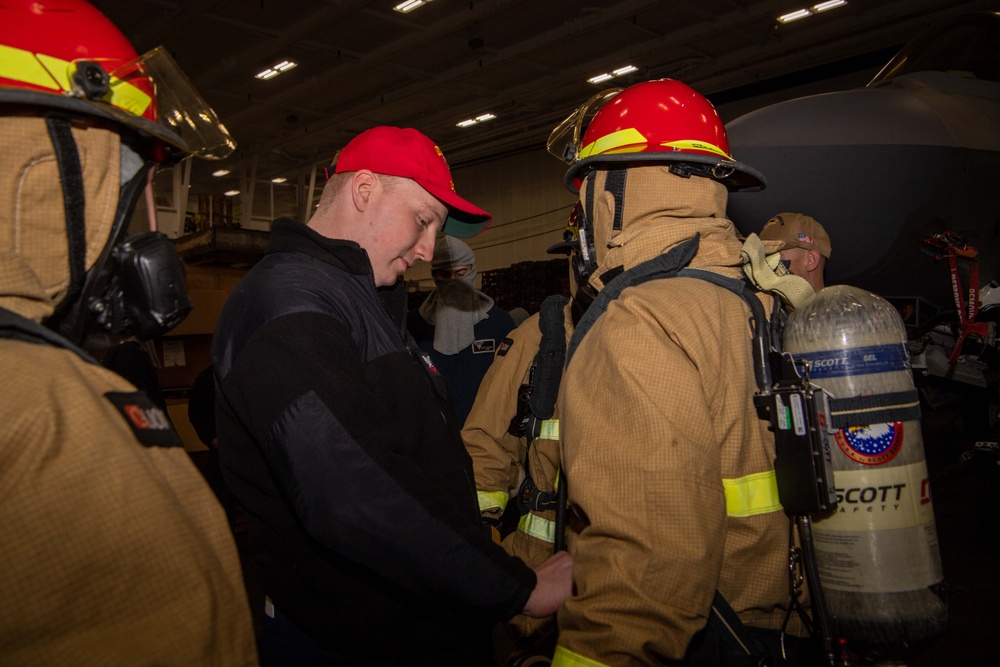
[565,151,766,194]
[0,87,196,159]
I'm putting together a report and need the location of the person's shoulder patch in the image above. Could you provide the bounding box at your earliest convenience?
[472,338,497,354]
[105,391,183,448]
[496,337,515,356]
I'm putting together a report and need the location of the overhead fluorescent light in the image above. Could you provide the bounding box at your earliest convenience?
[224,189,240,196]
[813,0,847,12]
[778,1,846,24]
[587,64,637,85]
[456,113,496,128]
[255,59,298,81]
[394,0,432,14]
[212,169,230,177]
[777,9,812,23]
[271,177,288,183]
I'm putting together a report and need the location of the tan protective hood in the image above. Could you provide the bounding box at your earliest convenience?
[0,116,120,323]
[581,166,745,292]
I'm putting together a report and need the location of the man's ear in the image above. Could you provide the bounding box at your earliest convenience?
[806,249,821,271]
[351,170,377,212]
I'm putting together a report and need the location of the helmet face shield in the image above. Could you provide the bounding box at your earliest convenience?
[111,47,236,160]
[546,88,622,165]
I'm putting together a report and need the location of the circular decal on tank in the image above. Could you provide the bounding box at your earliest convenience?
[834,422,904,465]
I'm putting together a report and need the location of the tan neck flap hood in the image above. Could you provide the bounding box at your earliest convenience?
[580,165,745,293]
[0,116,121,323]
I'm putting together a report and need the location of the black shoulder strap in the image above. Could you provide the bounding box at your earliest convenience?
[566,233,701,368]
[528,294,569,420]
[0,306,97,364]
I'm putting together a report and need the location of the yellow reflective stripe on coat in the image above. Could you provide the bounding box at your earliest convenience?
[537,418,559,440]
[552,646,611,667]
[722,470,782,518]
[0,45,152,117]
[518,511,556,544]
[477,490,508,514]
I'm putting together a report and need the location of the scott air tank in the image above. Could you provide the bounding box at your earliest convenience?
[782,285,946,662]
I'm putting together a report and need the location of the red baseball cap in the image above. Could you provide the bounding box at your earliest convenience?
[334,126,491,238]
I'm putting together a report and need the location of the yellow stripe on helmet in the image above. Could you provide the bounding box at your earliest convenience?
[0,44,60,90]
[0,44,152,118]
[36,53,73,91]
[578,127,648,159]
[660,139,732,159]
[578,128,734,161]
[103,70,153,117]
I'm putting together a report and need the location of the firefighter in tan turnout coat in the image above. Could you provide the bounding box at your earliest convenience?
[0,2,256,664]
[462,207,588,660]
[548,80,812,666]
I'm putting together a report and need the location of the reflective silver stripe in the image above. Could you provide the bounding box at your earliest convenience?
[518,511,557,543]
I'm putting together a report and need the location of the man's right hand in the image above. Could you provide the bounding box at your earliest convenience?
[521,550,573,617]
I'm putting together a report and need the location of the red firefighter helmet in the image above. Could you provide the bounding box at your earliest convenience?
[548,78,764,193]
[0,0,234,160]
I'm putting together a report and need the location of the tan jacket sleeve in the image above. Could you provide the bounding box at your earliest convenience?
[462,313,542,519]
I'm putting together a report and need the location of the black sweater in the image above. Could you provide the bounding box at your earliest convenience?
[213,218,535,660]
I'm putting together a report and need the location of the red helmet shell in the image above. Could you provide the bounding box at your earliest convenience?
[565,79,765,193]
[580,79,733,162]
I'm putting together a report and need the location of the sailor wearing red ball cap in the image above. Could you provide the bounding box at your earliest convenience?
[213,126,573,663]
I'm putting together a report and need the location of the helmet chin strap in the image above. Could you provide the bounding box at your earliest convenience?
[144,167,158,232]
[42,114,88,327]
[42,121,156,344]
[576,167,629,296]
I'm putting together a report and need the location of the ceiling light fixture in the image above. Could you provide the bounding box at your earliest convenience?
[587,64,637,85]
[777,1,847,24]
[777,9,812,23]
[212,169,230,177]
[456,112,496,128]
[255,60,298,81]
[813,0,847,12]
[271,177,288,183]
[394,0,432,14]
[224,189,240,196]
